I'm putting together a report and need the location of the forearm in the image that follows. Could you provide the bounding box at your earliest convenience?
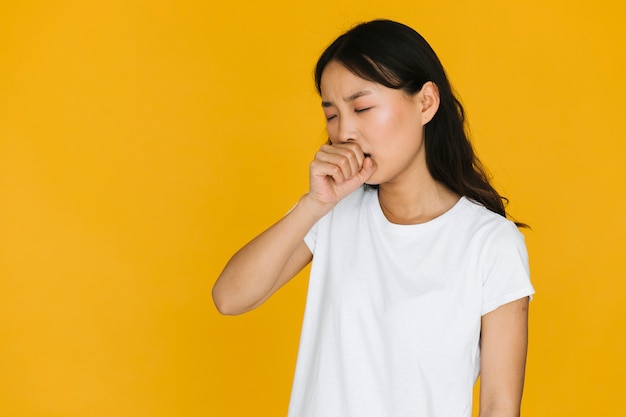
[478,405,520,417]
[212,194,330,315]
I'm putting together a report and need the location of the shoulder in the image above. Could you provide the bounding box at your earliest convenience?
[460,197,522,236]
[454,198,528,264]
[460,199,530,277]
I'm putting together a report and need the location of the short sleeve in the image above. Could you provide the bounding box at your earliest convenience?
[480,221,535,315]
[304,221,318,254]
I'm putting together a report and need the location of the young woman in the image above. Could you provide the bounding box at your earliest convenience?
[213,19,534,417]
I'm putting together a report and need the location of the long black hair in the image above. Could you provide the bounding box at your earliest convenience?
[315,19,524,226]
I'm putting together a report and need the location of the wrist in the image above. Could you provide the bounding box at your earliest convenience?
[298,193,336,219]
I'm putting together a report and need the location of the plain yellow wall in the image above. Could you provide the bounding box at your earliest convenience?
[1,1,625,416]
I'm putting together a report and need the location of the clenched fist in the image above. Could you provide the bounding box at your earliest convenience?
[306,142,377,208]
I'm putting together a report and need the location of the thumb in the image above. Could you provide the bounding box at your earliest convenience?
[357,157,377,183]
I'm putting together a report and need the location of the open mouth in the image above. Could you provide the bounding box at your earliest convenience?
[364,153,371,158]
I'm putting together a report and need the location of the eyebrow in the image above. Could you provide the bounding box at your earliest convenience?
[321,90,372,107]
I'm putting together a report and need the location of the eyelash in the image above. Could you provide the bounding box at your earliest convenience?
[326,107,372,121]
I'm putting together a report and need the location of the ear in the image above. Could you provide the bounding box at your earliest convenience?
[417,81,440,125]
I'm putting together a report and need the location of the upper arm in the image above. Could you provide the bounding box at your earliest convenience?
[248,240,312,310]
[479,297,530,417]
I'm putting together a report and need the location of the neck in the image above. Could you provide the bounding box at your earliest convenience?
[377,176,460,225]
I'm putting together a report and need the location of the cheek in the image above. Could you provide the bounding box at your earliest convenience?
[369,109,399,135]
[390,106,422,137]
[381,101,414,126]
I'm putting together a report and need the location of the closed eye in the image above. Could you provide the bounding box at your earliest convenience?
[325,114,337,121]
[355,107,372,113]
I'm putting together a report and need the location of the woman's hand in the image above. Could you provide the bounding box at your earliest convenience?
[306,142,376,209]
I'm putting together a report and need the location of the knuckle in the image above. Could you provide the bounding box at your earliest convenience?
[314,149,329,161]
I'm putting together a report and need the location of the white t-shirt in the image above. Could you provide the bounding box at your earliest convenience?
[288,187,535,417]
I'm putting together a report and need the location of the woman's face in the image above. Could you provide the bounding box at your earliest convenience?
[320,60,433,186]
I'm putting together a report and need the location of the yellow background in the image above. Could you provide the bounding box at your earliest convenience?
[1,1,625,416]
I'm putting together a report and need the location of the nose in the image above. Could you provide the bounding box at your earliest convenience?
[331,114,357,144]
